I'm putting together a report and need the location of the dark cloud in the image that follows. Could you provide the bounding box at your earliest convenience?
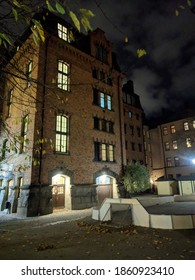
[82,0,195,120]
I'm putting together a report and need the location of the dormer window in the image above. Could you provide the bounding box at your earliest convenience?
[96,44,108,63]
[57,23,70,42]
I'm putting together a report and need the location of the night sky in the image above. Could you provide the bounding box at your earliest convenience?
[79,0,195,122]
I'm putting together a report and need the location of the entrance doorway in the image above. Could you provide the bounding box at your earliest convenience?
[96,175,113,205]
[52,175,66,208]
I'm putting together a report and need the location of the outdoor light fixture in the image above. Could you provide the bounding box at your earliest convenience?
[192,158,195,165]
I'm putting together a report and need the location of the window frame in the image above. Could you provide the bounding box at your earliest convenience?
[57,23,70,42]
[57,60,70,91]
[55,115,69,153]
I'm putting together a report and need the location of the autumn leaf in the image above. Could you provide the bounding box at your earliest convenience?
[137,49,147,58]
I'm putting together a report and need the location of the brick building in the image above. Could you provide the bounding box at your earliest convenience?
[122,80,145,165]
[0,11,130,216]
[145,116,195,186]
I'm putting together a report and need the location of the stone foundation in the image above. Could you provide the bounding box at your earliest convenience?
[71,184,97,210]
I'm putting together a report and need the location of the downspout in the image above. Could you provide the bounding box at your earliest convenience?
[159,124,167,179]
[117,75,124,167]
[38,35,50,185]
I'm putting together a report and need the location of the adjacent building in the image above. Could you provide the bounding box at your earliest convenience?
[146,116,195,190]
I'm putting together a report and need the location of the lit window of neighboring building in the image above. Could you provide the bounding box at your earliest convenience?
[166,157,172,167]
[55,115,69,153]
[186,137,192,148]
[165,142,170,150]
[193,120,195,129]
[101,144,107,161]
[163,127,168,135]
[172,140,178,150]
[170,125,176,133]
[184,122,189,131]
[57,60,70,91]
[57,23,70,42]
[26,60,33,87]
[20,115,29,153]
[174,157,180,166]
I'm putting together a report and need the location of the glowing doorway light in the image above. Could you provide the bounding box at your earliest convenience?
[192,158,195,165]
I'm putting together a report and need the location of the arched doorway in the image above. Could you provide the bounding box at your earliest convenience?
[52,175,69,208]
[96,175,119,205]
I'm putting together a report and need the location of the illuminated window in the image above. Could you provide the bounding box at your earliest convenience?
[94,142,114,162]
[172,140,178,150]
[193,120,195,129]
[57,23,70,42]
[93,89,112,110]
[128,111,132,118]
[186,137,192,148]
[163,127,168,135]
[170,125,176,133]
[107,95,112,110]
[184,122,189,131]
[57,60,70,91]
[55,115,69,153]
[101,144,107,161]
[165,142,170,150]
[100,92,105,108]
[20,115,29,153]
[108,145,114,161]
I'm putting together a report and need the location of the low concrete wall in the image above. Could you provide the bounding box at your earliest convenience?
[92,197,195,229]
[174,194,195,202]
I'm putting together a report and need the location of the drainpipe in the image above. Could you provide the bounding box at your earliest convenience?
[38,35,50,185]
[159,124,167,179]
[117,75,124,167]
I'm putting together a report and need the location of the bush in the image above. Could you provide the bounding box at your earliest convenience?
[123,162,150,194]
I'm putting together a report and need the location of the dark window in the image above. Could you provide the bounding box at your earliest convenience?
[138,144,142,152]
[174,157,180,166]
[131,142,135,151]
[96,45,108,63]
[92,69,98,79]
[130,125,134,135]
[108,121,114,133]
[94,142,100,161]
[94,117,99,130]
[100,71,105,82]
[137,127,141,137]
[107,76,112,85]
[93,89,99,105]
[102,119,107,131]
